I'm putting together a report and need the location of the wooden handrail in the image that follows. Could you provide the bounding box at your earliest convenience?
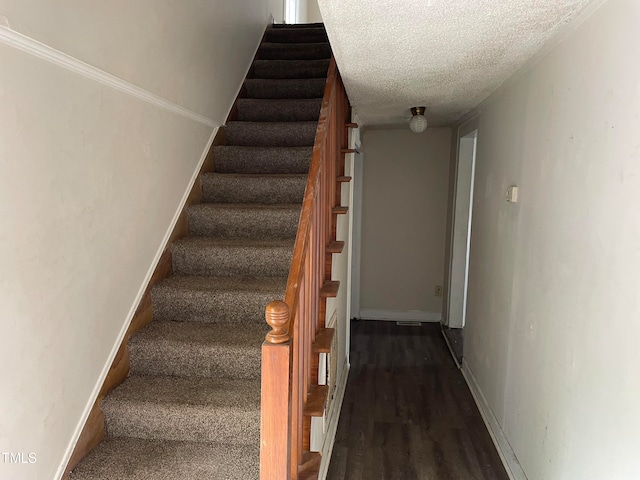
[260,57,349,480]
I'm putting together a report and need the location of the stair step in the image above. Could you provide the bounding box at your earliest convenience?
[69,438,259,480]
[244,78,326,99]
[252,59,329,79]
[304,385,328,417]
[226,121,317,147]
[298,451,322,480]
[129,321,268,379]
[265,27,328,44]
[172,238,294,277]
[151,275,286,324]
[201,173,307,204]
[257,42,331,61]
[213,146,312,174]
[237,98,322,122]
[312,328,335,354]
[333,206,348,215]
[187,203,301,239]
[327,240,344,254]
[102,376,260,443]
[320,280,340,298]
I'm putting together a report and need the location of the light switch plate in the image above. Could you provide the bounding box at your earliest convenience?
[506,185,518,203]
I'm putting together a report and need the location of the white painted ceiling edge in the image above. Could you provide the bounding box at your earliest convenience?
[317,0,593,127]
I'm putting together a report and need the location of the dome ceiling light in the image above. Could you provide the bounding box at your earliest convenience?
[409,107,428,133]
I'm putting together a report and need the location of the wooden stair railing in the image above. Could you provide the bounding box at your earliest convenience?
[260,58,352,480]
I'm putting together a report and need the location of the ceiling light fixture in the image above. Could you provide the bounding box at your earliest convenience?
[409,107,428,133]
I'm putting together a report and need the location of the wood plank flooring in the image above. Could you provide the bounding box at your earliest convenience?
[326,321,508,480]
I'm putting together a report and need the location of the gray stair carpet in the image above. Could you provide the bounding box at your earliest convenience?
[237,98,322,121]
[253,59,329,79]
[70,22,330,480]
[244,78,326,98]
[257,42,331,60]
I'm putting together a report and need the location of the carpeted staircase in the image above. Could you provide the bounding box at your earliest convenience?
[70,23,330,480]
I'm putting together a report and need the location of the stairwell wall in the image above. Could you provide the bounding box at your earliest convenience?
[305,0,324,23]
[459,1,640,479]
[0,1,282,479]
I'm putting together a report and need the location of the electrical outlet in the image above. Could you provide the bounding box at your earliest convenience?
[435,286,443,297]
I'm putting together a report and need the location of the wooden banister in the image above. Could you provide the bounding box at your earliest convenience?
[260,57,350,480]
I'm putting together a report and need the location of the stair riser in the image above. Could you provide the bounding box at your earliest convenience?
[187,206,300,239]
[172,244,292,277]
[271,23,324,29]
[264,28,328,43]
[201,174,306,204]
[237,99,321,122]
[103,406,260,444]
[257,43,331,60]
[151,287,281,324]
[244,79,326,99]
[226,122,317,147]
[252,60,329,79]
[129,343,261,380]
[213,146,312,174]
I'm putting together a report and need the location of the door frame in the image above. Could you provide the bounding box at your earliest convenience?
[446,122,479,329]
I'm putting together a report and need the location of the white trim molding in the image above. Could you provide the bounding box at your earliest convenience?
[318,361,350,480]
[0,25,218,128]
[359,309,442,322]
[461,360,528,480]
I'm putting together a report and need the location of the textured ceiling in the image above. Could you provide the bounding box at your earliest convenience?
[318,0,592,126]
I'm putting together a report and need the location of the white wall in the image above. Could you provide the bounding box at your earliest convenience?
[305,0,323,23]
[359,128,451,321]
[461,1,640,479]
[0,1,280,479]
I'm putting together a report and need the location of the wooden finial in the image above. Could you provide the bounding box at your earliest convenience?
[265,301,290,344]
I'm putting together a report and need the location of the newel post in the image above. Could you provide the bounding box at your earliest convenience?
[260,301,292,480]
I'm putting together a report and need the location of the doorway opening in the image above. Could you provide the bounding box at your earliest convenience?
[444,129,478,365]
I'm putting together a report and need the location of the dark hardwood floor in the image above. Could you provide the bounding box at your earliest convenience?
[326,320,508,480]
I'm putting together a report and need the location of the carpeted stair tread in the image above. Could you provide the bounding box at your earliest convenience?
[171,237,294,277]
[244,78,326,99]
[226,121,317,147]
[187,203,301,239]
[213,146,312,174]
[69,438,258,480]
[102,376,260,443]
[129,321,268,379]
[237,98,322,122]
[257,42,331,60]
[265,27,328,44]
[252,59,329,79]
[151,275,286,323]
[201,173,307,204]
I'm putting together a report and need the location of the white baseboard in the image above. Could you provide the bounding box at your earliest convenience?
[359,309,442,322]
[318,360,350,480]
[461,360,528,480]
[440,328,462,369]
